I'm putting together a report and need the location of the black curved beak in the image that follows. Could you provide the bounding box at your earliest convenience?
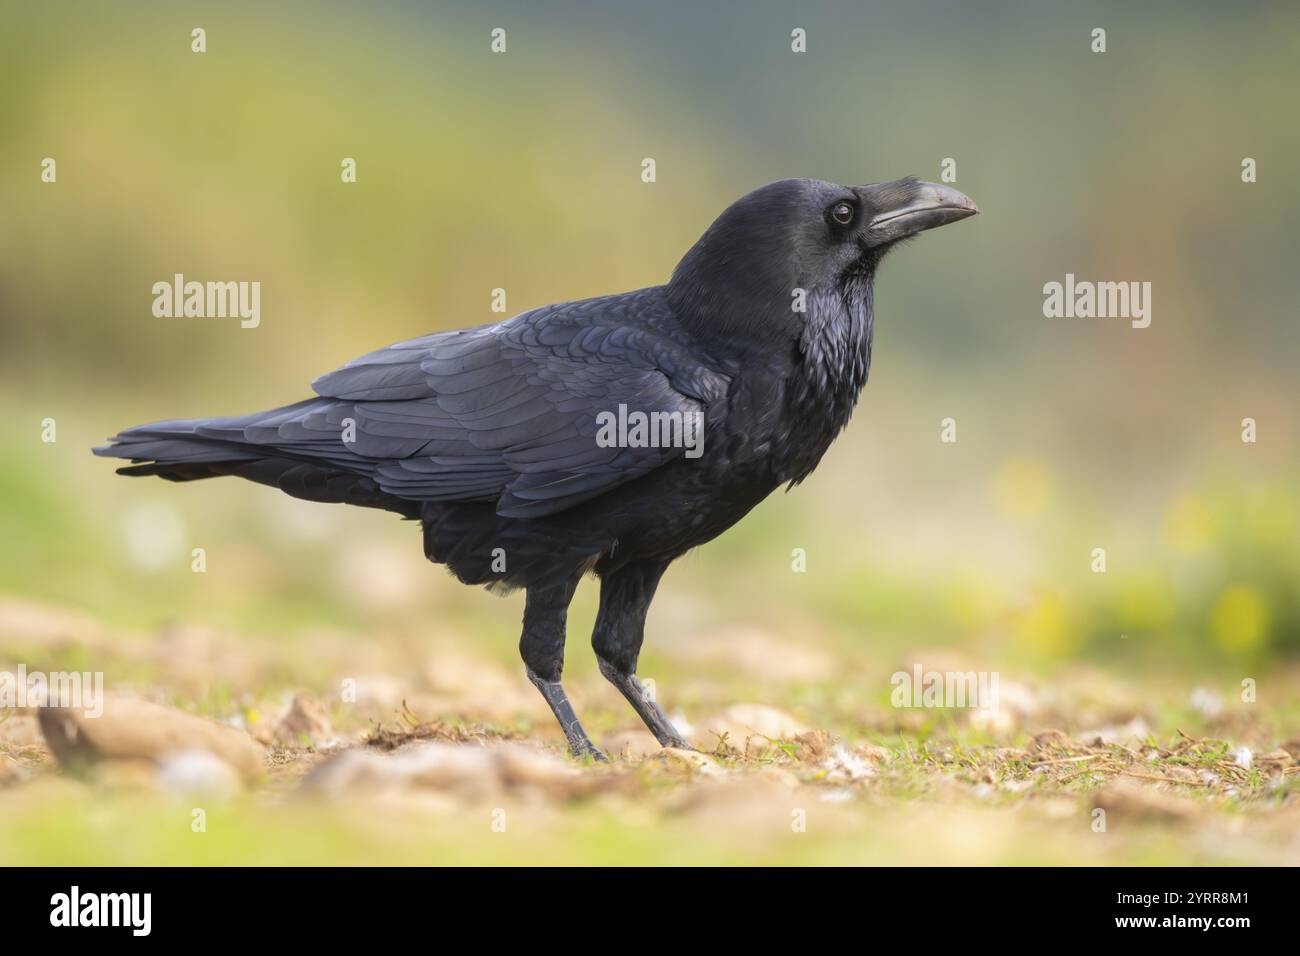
[858,179,979,243]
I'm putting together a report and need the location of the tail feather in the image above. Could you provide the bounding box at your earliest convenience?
[93,404,419,517]
[93,398,332,468]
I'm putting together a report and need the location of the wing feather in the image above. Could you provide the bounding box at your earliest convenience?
[118,293,729,518]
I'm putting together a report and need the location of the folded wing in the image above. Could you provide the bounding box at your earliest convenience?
[102,293,728,519]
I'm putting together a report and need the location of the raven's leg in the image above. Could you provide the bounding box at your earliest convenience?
[592,560,690,750]
[519,574,605,761]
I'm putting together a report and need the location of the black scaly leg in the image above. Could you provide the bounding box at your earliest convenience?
[519,573,605,761]
[592,560,690,750]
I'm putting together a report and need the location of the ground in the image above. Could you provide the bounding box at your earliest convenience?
[2,597,1297,866]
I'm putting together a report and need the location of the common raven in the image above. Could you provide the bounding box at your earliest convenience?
[95,177,978,758]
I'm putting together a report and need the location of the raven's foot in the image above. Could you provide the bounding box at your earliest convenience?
[570,740,608,763]
[597,658,692,750]
[525,667,608,762]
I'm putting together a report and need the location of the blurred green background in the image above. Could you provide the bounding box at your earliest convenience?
[2,0,1298,688]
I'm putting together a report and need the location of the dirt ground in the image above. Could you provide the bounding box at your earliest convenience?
[2,596,1298,866]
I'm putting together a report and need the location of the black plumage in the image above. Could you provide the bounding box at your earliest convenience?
[96,177,978,757]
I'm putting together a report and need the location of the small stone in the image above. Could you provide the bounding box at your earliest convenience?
[1094,780,1205,823]
[273,694,335,747]
[602,729,662,760]
[668,774,812,829]
[157,749,243,797]
[493,744,586,791]
[302,741,588,801]
[38,697,264,783]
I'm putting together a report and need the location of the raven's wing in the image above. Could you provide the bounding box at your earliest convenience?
[282,295,726,517]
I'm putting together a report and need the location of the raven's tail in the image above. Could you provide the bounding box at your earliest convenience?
[93,400,321,479]
[94,423,262,481]
[92,401,420,516]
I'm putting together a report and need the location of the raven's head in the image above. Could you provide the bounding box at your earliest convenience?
[668,177,978,352]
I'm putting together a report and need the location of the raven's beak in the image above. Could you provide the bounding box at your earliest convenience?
[860,179,979,243]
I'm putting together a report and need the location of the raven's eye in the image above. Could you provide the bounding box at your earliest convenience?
[829,201,855,226]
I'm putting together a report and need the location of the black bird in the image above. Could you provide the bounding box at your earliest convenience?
[95,177,978,759]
